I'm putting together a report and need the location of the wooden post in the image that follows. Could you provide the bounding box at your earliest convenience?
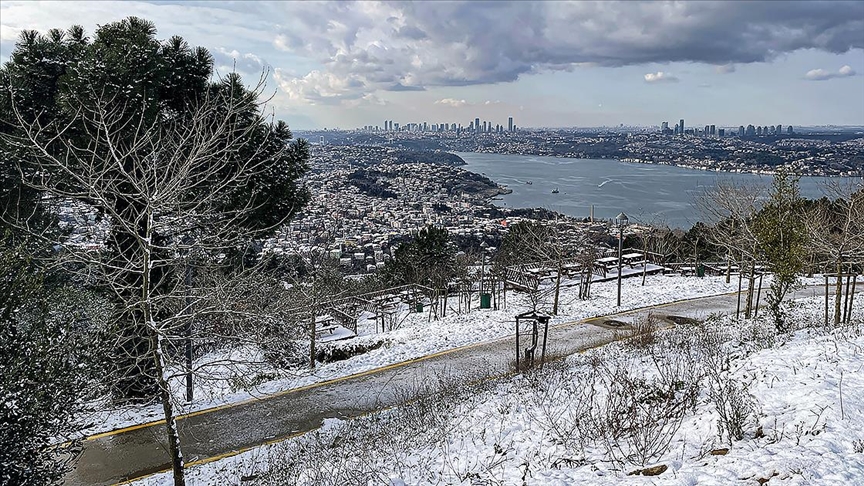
[825,274,830,327]
[847,274,857,324]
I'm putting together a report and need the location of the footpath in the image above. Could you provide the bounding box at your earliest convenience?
[65,286,831,485]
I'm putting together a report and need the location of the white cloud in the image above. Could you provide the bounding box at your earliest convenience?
[434,98,469,107]
[805,65,856,80]
[274,69,368,105]
[644,71,679,83]
[4,1,863,107]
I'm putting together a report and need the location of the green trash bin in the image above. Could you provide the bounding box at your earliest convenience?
[415,302,424,313]
[697,264,705,278]
[480,293,492,309]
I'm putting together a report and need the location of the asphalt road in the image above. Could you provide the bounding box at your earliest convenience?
[64,285,835,485]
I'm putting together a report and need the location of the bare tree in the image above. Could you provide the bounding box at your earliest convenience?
[496,218,590,314]
[805,180,864,325]
[2,76,306,485]
[280,247,348,369]
[699,179,765,318]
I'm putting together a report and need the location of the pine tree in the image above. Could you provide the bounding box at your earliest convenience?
[1,18,310,402]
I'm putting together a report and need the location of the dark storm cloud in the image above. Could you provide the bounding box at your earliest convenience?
[270,1,863,102]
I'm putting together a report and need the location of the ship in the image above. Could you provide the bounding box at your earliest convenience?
[551,187,559,194]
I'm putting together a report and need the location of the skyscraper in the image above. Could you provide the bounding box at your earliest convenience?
[508,117,513,132]
[710,125,716,137]
[679,119,685,135]
[475,117,480,134]
[739,126,745,136]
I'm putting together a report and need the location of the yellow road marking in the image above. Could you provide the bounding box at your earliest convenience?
[107,290,745,485]
[91,290,739,444]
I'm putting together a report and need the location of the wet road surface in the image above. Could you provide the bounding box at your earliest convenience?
[64,285,834,485]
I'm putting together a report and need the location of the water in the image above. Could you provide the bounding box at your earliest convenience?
[457,152,860,228]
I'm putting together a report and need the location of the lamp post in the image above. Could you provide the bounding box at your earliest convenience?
[615,212,629,307]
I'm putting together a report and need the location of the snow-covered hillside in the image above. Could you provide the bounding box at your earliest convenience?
[132,293,864,485]
[73,274,740,438]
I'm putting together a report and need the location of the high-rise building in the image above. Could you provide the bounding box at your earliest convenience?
[661,121,669,131]
[508,117,513,132]
[776,125,782,135]
[718,128,725,137]
[739,126,745,137]
[757,126,763,136]
[746,124,755,136]
[704,125,710,137]
[679,119,685,135]
[710,125,716,137]
[475,117,480,134]
[787,125,794,134]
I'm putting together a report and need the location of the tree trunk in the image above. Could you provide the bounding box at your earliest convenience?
[835,260,843,325]
[726,254,732,284]
[843,272,851,324]
[754,273,763,318]
[143,236,185,486]
[642,257,647,286]
[825,274,830,327]
[847,274,857,324]
[552,262,562,315]
[153,332,185,486]
[736,264,743,319]
[745,260,756,319]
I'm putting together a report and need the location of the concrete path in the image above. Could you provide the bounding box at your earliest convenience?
[64,284,837,485]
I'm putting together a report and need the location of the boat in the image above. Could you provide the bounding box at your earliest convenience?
[526,181,533,185]
[551,187,559,194]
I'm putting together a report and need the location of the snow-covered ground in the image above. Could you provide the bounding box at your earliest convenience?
[131,292,864,485]
[73,273,742,439]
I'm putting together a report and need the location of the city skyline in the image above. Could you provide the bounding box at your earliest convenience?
[2,1,862,129]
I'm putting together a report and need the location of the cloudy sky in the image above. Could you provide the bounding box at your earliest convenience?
[2,1,863,129]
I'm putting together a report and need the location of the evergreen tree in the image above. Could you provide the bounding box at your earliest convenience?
[0,18,310,402]
[754,170,808,331]
[0,237,109,486]
[383,225,456,290]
